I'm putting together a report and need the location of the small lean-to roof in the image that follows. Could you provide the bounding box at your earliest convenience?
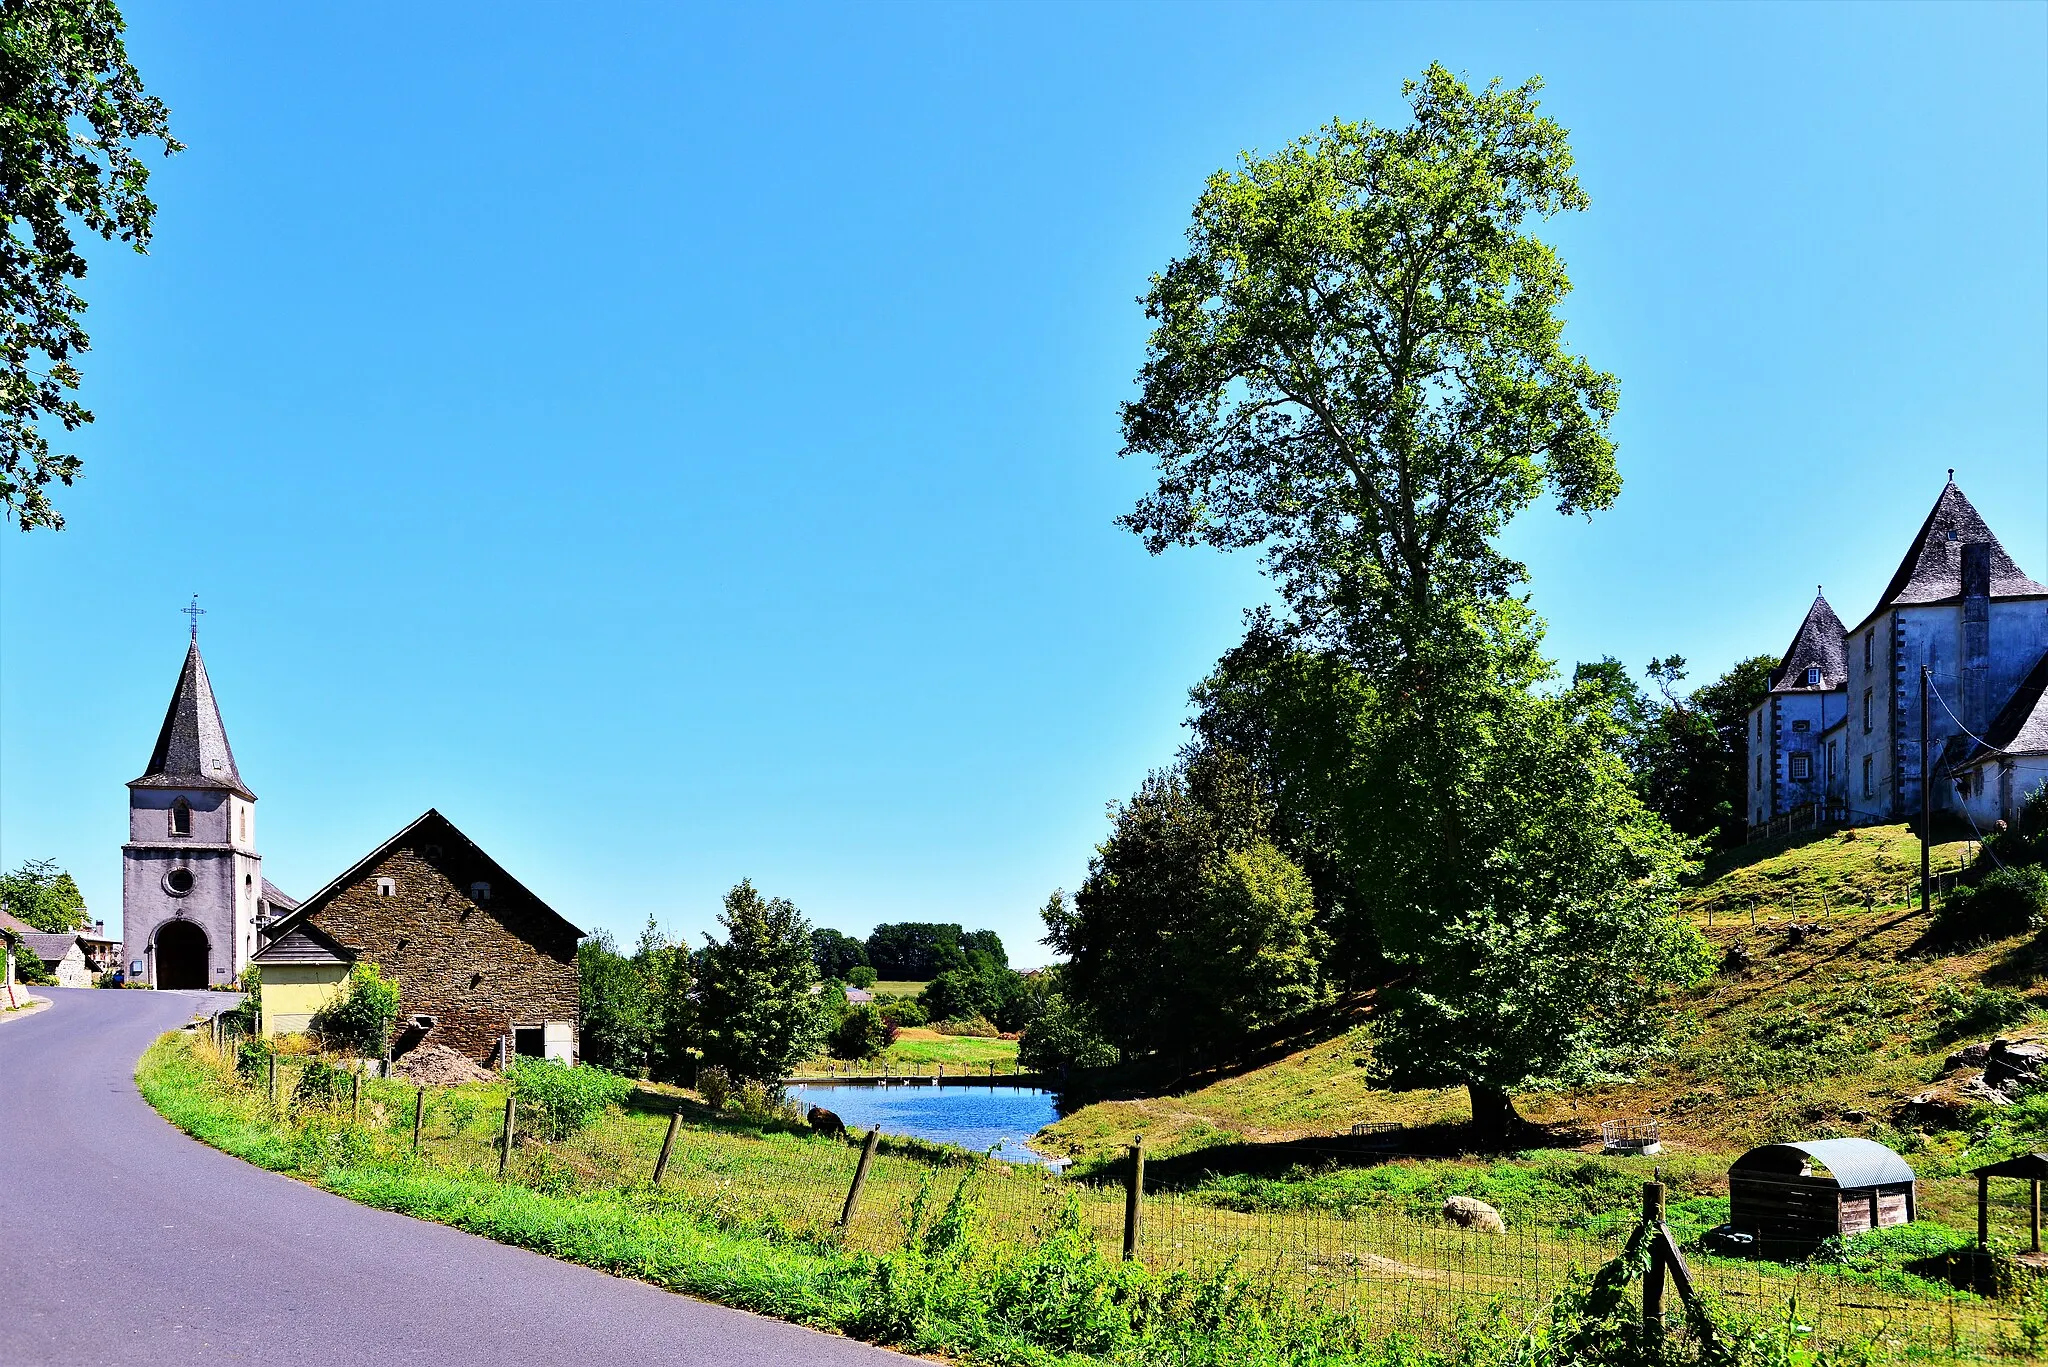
[1974,1152,2048,1181]
[1732,1137,1916,1189]
[260,808,585,948]
[1769,593,1849,694]
[1965,647,2048,763]
[259,879,300,914]
[130,641,256,801]
[1856,479,2048,631]
[251,919,354,967]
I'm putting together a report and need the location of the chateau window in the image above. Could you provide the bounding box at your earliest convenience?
[1862,755,1874,798]
[1756,755,1765,788]
[170,799,191,837]
[1755,713,1762,739]
[1864,632,1872,669]
[375,877,396,898]
[1862,689,1873,733]
[1806,666,1821,687]
[1789,753,1811,780]
[470,881,492,902]
[1828,740,1837,779]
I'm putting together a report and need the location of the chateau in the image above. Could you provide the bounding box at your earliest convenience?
[1747,476,2048,839]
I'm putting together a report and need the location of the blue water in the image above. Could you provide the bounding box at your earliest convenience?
[787,1083,1063,1166]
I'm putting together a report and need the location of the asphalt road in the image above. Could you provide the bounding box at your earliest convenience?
[0,988,910,1366]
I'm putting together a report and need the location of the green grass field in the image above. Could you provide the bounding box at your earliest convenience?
[141,1030,2035,1360]
[867,980,928,998]
[879,1027,1018,1069]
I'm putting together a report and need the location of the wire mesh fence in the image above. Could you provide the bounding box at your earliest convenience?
[198,1025,2033,1360]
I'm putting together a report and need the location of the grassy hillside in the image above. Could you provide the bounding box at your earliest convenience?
[1041,826,2045,1187]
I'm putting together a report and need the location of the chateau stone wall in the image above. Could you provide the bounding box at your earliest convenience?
[302,834,578,1065]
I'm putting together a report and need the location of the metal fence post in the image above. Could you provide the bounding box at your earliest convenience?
[1643,1181,1666,1340]
[839,1127,881,1229]
[652,1109,682,1186]
[412,1085,426,1153]
[1123,1138,1146,1260]
[497,1093,516,1179]
[351,1070,361,1122]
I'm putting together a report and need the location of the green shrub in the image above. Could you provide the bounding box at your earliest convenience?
[310,962,402,1057]
[507,1057,634,1140]
[237,1034,273,1083]
[846,965,877,989]
[932,1016,998,1038]
[291,1056,350,1110]
[1929,980,2035,1041]
[726,1077,799,1124]
[1017,993,1118,1072]
[697,1063,733,1110]
[4,930,54,986]
[1939,865,2048,941]
[880,997,927,1028]
[830,1003,894,1060]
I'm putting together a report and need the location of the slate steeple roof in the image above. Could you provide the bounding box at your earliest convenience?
[129,641,255,800]
[1769,591,1848,693]
[1859,477,2048,627]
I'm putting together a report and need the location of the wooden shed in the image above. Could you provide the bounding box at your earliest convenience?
[1729,1138,1917,1244]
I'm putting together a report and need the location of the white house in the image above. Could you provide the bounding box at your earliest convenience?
[1748,475,2048,838]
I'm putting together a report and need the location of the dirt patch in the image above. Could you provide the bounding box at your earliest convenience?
[394,1042,494,1086]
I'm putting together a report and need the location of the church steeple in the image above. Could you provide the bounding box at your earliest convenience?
[130,640,254,801]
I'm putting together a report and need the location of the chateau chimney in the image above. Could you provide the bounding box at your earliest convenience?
[1962,542,1991,732]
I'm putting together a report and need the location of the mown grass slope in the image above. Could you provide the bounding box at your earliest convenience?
[1042,826,2045,1188]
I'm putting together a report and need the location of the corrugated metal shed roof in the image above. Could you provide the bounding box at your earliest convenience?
[1733,1137,1916,1189]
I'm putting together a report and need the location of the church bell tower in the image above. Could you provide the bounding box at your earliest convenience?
[121,612,262,990]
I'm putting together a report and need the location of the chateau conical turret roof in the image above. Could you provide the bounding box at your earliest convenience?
[1770,591,1848,693]
[129,640,255,800]
[1859,477,2048,628]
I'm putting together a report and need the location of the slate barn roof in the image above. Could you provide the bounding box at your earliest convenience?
[1769,593,1848,694]
[1964,648,2048,762]
[251,920,353,967]
[17,931,84,967]
[130,641,255,800]
[1859,479,2048,628]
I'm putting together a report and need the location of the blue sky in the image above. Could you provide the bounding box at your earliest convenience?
[2,2,2042,966]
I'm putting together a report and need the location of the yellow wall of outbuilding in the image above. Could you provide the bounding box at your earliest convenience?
[260,963,350,1036]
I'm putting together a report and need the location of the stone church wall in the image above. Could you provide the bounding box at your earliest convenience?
[303,838,578,1065]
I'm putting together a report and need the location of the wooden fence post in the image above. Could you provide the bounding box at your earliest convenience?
[351,1071,361,1122]
[269,1052,279,1107]
[1123,1138,1146,1260]
[653,1110,682,1186]
[497,1093,516,1179]
[412,1085,426,1153]
[1643,1182,1666,1339]
[839,1127,881,1229]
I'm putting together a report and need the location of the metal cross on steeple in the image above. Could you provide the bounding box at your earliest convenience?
[183,594,206,641]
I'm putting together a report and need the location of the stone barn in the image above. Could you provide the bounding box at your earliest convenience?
[252,809,581,1065]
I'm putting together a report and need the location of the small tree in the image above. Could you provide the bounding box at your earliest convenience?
[310,962,402,1058]
[0,858,87,931]
[633,919,697,1085]
[1018,992,1118,1072]
[695,880,829,1083]
[577,932,651,1074]
[829,1002,893,1060]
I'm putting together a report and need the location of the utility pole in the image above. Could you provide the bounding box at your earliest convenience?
[1921,665,1932,914]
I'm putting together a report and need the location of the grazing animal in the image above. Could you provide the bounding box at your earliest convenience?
[1441,1195,1506,1233]
[807,1105,847,1139]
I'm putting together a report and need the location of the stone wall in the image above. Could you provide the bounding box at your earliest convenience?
[302,831,578,1065]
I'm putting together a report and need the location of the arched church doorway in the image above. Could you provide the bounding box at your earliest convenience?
[155,920,209,989]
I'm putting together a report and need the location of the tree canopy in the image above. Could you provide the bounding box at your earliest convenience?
[2,0,180,530]
[1,857,86,931]
[695,880,828,1083]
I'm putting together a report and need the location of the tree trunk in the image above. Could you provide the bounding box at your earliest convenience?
[1467,1082,1524,1146]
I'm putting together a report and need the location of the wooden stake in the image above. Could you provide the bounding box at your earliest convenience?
[497,1093,516,1179]
[412,1085,426,1153]
[351,1070,361,1122]
[1123,1138,1146,1260]
[2033,1179,2042,1254]
[1642,1182,1666,1339]
[269,1052,279,1107]
[653,1110,682,1186]
[839,1127,881,1229]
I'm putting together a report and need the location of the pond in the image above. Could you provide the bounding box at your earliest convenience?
[786,1082,1065,1166]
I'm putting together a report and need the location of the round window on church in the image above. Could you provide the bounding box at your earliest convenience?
[165,868,195,896]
